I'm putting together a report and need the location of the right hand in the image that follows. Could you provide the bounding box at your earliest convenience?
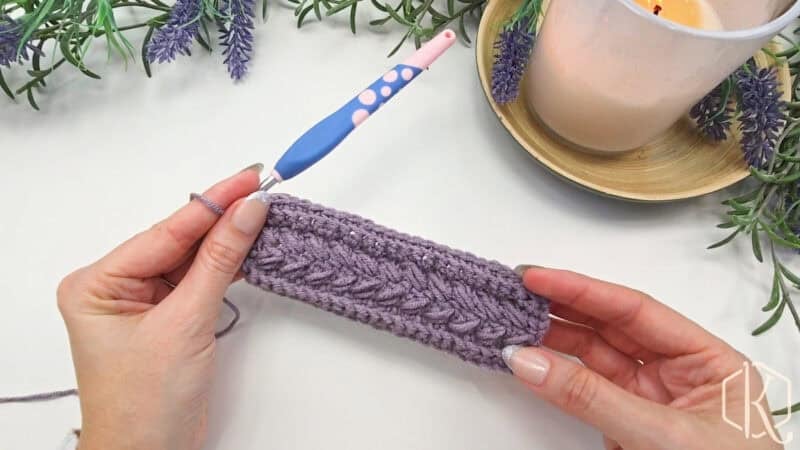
[503,267,787,450]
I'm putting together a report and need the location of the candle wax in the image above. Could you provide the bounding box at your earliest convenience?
[633,0,723,30]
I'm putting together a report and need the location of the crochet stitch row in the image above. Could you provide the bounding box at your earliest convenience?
[242,195,550,370]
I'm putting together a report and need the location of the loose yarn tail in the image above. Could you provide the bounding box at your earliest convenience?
[0,298,240,406]
[0,388,78,404]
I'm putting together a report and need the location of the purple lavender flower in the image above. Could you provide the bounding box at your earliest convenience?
[218,0,254,80]
[491,18,534,105]
[146,0,203,63]
[690,80,733,141]
[0,16,37,68]
[735,67,786,168]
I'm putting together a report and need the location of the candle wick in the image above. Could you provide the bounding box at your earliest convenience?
[653,5,662,15]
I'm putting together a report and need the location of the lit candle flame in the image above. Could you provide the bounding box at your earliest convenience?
[633,0,707,28]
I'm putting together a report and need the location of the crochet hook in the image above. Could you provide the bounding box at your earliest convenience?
[259,29,457,191]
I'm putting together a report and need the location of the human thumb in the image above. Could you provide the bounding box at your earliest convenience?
[502,346,676,448]
[169,191,269,324]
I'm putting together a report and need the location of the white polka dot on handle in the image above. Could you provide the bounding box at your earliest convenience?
[358,89,377,105]
[401,68,413,80]
[352,109,369,126]
[383,70,398,82]
[380,86,392,97]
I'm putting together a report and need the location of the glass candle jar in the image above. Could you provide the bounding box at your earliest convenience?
[525,0,800,153]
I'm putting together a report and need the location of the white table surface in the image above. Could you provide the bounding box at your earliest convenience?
[1,6,799,449]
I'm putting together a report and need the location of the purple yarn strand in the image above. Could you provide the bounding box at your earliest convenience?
[242,195,550,371]
[0,300,239,406]
[0,388,77,404]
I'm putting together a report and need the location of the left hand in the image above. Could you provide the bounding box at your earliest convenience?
[57,165,267,450]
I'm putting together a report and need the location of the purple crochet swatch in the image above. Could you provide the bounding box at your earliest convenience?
[242,195,550,371]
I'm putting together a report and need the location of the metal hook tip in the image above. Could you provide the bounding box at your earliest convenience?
[259,175,280,192]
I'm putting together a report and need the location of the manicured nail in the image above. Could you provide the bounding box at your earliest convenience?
[240,162,264,174]
[502,346,550,385]
[232,191,270,235]
[514,264,540,276]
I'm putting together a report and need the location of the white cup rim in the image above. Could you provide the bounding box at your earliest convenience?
[617,0,800,40]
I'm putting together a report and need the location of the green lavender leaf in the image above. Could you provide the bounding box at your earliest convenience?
[292,0,307,15]
[369,0,386,11]
[349,1,356,34]
[387,29,411,56]
[59,27,102,79]
[31,39,45,87]
[297,5,314,27]
[325,0,355,16]
[96,0,135,64]
[780,264,800,288]
[458,13,468,43]
[0,68,14,100]
[383,2,412,26]
[17,0,57,54]
[708,228,742,249]
[752,299,786,335]
[764,269,781,312]
[196,20,213,53]
[313,0,322,20]
[752,227,764,262]
[142,24,155,78]
[761,223,800,249]
[772,401,800,416]
[25,87,38,110]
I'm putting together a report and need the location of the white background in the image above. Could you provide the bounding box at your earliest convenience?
[1,5,799,449]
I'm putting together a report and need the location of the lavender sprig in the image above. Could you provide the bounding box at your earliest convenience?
[690,78,733,141]
[710,58,799,346]
[491,18,534,105]
[146,0,204,63]
[219,0,255,81]
[490,0,541,105]
[735,66,786,169]
[692,63,787,169]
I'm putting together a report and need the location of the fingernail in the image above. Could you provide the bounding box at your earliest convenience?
[240,162,264,174]
[232,191,270,235]
[514,264,540,276]
[502,346,550,385]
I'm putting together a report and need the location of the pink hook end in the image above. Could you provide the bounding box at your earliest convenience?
[402,29,457,70]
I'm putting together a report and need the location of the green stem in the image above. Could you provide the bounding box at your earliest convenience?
[773,401,800,416]
[786,292,800,331]
[748,186,777,231]
[112,2,170,11]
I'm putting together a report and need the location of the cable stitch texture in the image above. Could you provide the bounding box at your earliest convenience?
[242,195,550,371]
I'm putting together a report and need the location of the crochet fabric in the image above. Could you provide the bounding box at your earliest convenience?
[242,195,550,370]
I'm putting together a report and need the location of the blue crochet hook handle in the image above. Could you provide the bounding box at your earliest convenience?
[259,29,456,191]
